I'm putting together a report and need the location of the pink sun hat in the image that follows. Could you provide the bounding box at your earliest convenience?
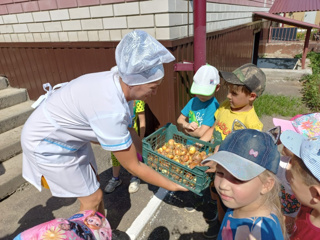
[273,113,320,138]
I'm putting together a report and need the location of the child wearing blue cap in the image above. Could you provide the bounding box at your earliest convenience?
[281,130,320,239]
[202,129,285,239]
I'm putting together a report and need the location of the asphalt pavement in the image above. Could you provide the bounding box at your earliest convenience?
[0,68,306,240]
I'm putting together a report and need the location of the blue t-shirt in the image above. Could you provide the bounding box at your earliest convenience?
[218,208,284,240]
[181,97,219,128]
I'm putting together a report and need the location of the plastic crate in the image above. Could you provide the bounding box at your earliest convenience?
[142,123,217,196]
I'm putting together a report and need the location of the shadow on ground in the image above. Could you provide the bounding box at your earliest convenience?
[4,197,76,239]
[100,166,159,230]
[141,187,219,240]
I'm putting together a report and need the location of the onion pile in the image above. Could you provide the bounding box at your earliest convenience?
[156,139,212,169]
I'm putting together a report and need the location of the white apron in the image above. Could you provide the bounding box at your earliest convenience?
[22,83,99,197]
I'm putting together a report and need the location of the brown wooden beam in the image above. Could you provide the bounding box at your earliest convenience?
[302,28,311,69]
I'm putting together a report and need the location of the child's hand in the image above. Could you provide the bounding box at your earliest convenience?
[202,161,217,173]
[195,142,204,148]
[184,121,198,131]
[213,145,220,154]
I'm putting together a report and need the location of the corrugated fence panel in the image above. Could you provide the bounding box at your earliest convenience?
[0,43,118,99]
[0,21,266,126]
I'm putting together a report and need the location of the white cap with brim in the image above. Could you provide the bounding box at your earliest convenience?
[201,151,266,181]
[116,30,175,86]
[190,83,217,96]
[280,130,304,158]
[281,130,320,182]
[190,65,220,96]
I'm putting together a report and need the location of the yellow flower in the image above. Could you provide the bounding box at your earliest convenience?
[41,226,66,240]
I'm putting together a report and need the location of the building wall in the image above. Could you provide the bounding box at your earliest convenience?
[0,0,271,124]
[316,11,320,26]
[0,21,265,125]
[259,41,320,58]
[0,0,270,42]
[287,12,305,22]
[285,11,320,27]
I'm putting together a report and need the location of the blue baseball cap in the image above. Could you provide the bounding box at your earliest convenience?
[202,129,280,181]
[280,130,320,181]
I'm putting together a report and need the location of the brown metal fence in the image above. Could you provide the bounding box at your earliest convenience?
[0,21,266,126]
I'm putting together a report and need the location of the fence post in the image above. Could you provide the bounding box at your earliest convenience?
[302,28,311,69]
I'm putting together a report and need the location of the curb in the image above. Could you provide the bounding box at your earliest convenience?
[126,188,168,239]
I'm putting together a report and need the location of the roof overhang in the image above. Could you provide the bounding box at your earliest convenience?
[254,11,320,29]
[269,0,320,14]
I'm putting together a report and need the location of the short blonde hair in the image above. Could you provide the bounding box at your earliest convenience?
[226,82,251,95]
[291,155,320,186]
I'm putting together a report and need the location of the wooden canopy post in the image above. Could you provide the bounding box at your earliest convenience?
[193,0,206,72]
[174,0,206,72]
[302,28,311,69]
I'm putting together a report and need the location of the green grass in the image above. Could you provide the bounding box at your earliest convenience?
[255,51,320,117]
[254,94,309,118]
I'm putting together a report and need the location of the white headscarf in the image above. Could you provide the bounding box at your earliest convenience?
[115,30,175,86]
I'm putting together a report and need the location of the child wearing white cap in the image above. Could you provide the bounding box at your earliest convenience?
[177,64,220,139]
[202,129,285,239]
[176,64,220,214]
[281,130,320,239]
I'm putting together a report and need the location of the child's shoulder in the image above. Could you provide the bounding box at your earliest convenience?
[216,100,231,112]
[223,209,283,239]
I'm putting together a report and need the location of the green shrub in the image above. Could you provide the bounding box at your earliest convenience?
[295,51,320,111]
[301,74,320,111]
[296,31,306,40]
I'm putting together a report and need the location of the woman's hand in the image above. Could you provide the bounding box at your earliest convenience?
[173,183,189,192]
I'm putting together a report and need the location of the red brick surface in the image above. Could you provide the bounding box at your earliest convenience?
[77,0,99,7]
[13,0,28,3]
[22,1,39,12]
[38,0,58,11]
[57,0,77,9]
[0,5,8,14]
[100,0,125,4]
[7,3,23,14]
[0,0,13,5]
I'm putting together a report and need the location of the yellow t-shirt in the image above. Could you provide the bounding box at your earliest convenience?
[213,100,263,144]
